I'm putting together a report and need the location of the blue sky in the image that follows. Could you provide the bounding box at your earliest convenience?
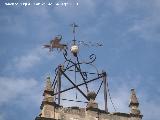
[0,0,160,120]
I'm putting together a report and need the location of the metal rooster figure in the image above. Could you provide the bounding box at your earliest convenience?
[43,23,103,53]
[43,35,68,52]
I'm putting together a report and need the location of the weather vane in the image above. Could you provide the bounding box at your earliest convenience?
[43,23,103,57]
[42,23,111,113]
[43,35,68,52]
[70,23,79,56]
[70,22,79,41]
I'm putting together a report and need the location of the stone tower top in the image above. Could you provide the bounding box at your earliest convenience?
[129,89,139,107]
[44,76,53,92]
[129,89,142,116]
[35,24,143,120]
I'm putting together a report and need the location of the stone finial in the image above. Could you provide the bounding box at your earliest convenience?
[87,91,97,100]
[39,76,57,119]
[86,91,98,110]
[42,76,54,102]
[129,89,139,107]
[129,89,140,115]
[45,76,53,91]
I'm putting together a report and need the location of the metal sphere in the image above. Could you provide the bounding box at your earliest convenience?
[71,45,79,54]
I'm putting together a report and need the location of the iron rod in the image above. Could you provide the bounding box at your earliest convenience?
[103,71,108,112]
[53,74,104,96]
[61,70,89,100]
[57,66,62,105]
[76,56,89,92]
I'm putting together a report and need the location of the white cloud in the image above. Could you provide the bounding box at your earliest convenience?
[109,0,130,14]
[0,113,5,120]
[142,99,160,120]
[96,78,131,113]
[0,76,43,120]
[0,76,42,106]
[14,53,41,70]
[0,15,27,35]
[115,0,160,42]
[53,0,96,21]
[129,15,160,42]
[106,74,160,120]
[5,47,55,72]
[23,6,59,39]
[13,49,43,71]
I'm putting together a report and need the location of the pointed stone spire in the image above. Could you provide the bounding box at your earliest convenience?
[129,89,141,115]
[38,76,57,119]
[44,76,53,91]
[42,76,54,103]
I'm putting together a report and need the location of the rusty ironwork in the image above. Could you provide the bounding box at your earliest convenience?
[43,23,109,112]
[43,35,68,52]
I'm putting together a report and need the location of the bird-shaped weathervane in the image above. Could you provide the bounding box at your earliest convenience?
[43,35,68,52]
[43,23,103,56]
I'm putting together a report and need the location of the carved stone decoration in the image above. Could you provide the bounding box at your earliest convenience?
[129,89,141,116]
[86,91,98,110]
[45,76,53,91]
[44,109,51,118]
[87,91,97,100]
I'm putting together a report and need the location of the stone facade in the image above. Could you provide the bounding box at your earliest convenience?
[36,106,142,120]
[35,77,143,120]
